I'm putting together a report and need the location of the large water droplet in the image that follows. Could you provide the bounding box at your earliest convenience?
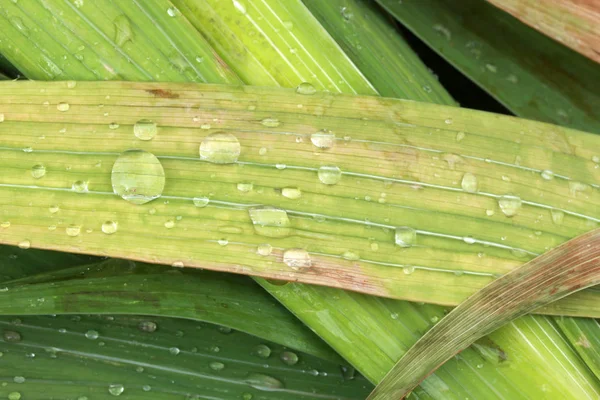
[249,207,291,238]
[57,102,70,112]
[114,15,133,47]
[280,351,298,365]
[318,165,342,185]
[111,150,165,205]
[310,130,335,149]
[8,392,21,400]
[31,164,46,179]
[18,240,30,249]
[199,132,241,164]
[257,243,273,256]
[66,225,81,237]
[133,119,157,141]
[283,248,311,270]
[138,321,157,333]
[169,347,180,355]
[101,221,118,235]
[281,187,302,199]
[498,195,522,217]
[395,226,416,248]
[296,82,317,95]
[108,384,124,396]
[461,172,478,193]
[245,374,284,390]
[253,344,271,358]
[193,196,210,208]
[13,376,25,384]
[85,330,99,340]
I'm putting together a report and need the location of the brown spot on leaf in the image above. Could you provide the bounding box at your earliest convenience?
[147,88,179,99]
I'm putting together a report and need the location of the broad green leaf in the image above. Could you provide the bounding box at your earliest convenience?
[172,0,377,94]
[0,258,339,362]
[556,316,600,381]
[376,0,600,133]
[487,0,600,64]
[369,228,600,399]
[302,0,454,105]
[0,81,598,314]
[0,314,371,399]
[0,0,239,83]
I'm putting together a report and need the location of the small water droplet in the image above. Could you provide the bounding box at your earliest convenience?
[218,238,229,246]
[13,376,25,384]
[444,118,453,124]
[0,114,4,123]
[463,236,476,244]
[237,182,254,192]
[164,220,175,229]
[71,180,88,193]
[245,374,284,390]
[253,344,271,358]
[249,206,291,238]
[280,351,298,365]
[133,119,157,141]
[209,361,225,371]
[114,15,133,47]
[193,196,210,208]
[461,172,478,193]
[340,365,356,380]
[31,164,46,179]
[108,384,124,396]
[261,118,280,128]
[342,251,360,261]
[257,243,273,256]
[111,150,165,205]
[541,170,554,180]
[402,266,415,275]
[242,394,253,400]
[66,225,81,237]
[8,392,21,400]
[395,226,416,247]
[57,102,70,112]
[310,130,335,149]
[485,64,497,73]
[169,347,180,355]
[101,221,118,235]
[283,248,311,269]
[18,240,30,249]
[167,6,181,17]
[22,147,33,153]
[108,122,120,130]
[498,195,522,217]
[455,131,465,142]
[138,321,157,333]
[551,209,565,225]
[296,82,317,95]
[85,330,99,340]
[318,165,342,185]
[171,261,184,268]
[259,147,268,155]
[142,385,151,392]
[3,330,22,342]
[200,132,241,164]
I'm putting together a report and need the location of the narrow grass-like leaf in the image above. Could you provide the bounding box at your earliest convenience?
[302,0,454,105]
[487,0,600,64]
[369,228,600,399]
[1,81,599,315]
[0,258,339,362]
[173,0,377,94]
[376,0,600,133]
[0,314,371,399]
[556,316,600,380]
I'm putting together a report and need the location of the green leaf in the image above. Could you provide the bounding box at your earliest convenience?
[376,0,600,133]
[369,228,600,399]
[0,314,371,399]
[0,258,338,362]
[556,316,600,380]
[0,80,598,314]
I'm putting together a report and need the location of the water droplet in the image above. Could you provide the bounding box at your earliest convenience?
[249,206,291,238]
[259,147,267,155]
[395,226,416,248]
[592,155,600,164]
[296,82,317,95]
[280,351,298,365]
[257,243,273,256]
[8,392,21,400]
[237,182,254,192]
[261,118,281,128]
[310,130,335,149]
[31,164,46,179]
[403,266,415,275]
[133,119,157,141]
[540,170,554,180]
[85,330,99,340]
[171,261,184,268]
[193,196,210,208]
[0,221,10,228]
[66,225,81,237]
[9,16,29,36]
[164,220,175,229]
[444,118,453,124]
[340,365,356,380]
[283,248,311,270]
[57,102,70,112]
[461,172,478,193]
[18,240,30,249]
[245,374,284,390]
[211,345,220,353]
[138,321,157,333]
[485,64,497,73]
[318,165,342,185]
[498,195,522,217]
[430,316,439,323]
[456,131,465,142]
[253,344,271,358]
[281,187,302,199]
[169,347,180,355]
[342,251,360,261]
[551,209,565,225]
[486,209,495,216]
[13,376,25,384]
[108,122,120,130]
[3,330,21,342]
[232,0,247,13]
[72,180,88,193]
[242,394,253,400]
[111,150,165,205]
[167,6,181,17]
[441,153,463,170]
[108,384,124,396]
[569,181,590,196]
[463,236,476,244]
[422,85,432,93]
[218,238,229,246]
[209,361,225,371]
[199,132,241,164]
[101,220,118,235]
[0,114,4,123]
[114,15,133,47]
